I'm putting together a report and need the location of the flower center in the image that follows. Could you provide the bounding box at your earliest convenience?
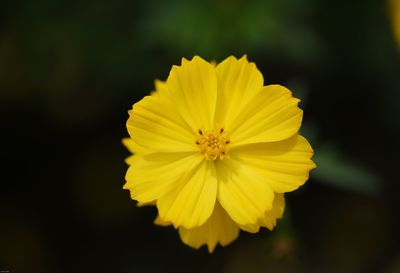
[195,128,230,160]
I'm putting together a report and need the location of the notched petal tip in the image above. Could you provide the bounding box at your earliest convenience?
[137,201,156,207]
[265,84,293,95]
[177,202,240,253]
[239,193,285,233]
[121,138,130,147]
[178,55,212,67]
[154,215,172,227]
[154,78,167,89]
[207,244,217,253]
[191,55,207,62]
[170,64,180,74]
[124,155,137,165]
[239,54,248,61]
[180,57,190,65]
[297,135,317,168]
[239,224,261,233]
[229,55,239,59]
[122,185,137,202]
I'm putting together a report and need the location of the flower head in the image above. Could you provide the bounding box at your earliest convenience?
[390,0,400,48]
[123,56,315,252]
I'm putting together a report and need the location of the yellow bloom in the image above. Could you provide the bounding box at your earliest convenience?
[390,0,400,47]
[123,56,315,252]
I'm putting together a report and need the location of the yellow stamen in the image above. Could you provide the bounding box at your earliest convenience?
[195,128,230,160]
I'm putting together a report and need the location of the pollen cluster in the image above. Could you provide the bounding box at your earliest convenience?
[195,128,230,160]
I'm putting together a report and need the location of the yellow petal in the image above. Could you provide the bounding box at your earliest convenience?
[240,193,285,233]
[127,94,196,154]
[154,215,171,226]
[229,85,303,146]
[124,155,137,165]
[122,138,152,158]
[215,55,264,127]
[216,159,274,227]
[167,56,217,131]
[258,193,285,229]
[124,153,202,203]
[157,160,217,229]
[231,135,315,193]
[390,0,400,48]
[137,201,156,207]
[150,79,168,96]
[178,202,240,253]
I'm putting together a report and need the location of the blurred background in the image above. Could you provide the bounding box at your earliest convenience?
[1,0,400,272]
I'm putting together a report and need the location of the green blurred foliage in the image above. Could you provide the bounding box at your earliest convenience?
[312,144,381,195]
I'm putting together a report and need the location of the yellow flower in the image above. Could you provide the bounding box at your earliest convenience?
[390,0,400,47]
[123,56,315,252]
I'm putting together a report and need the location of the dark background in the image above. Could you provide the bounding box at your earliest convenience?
[1,0,400,272]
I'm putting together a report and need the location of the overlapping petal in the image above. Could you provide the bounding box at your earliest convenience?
[230,135,315,193]
[215,55,264,127]
[154,195,284,251]
[167,56,218,131]
[240,193,285,233]
[157,160,218,229]
[178,201,239,253]
[216,159,274,227]
[127,94,196,154]
[122,138,151,164]
[154,202,239,252]
[124,153,202,203]
[229,85,303,146]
